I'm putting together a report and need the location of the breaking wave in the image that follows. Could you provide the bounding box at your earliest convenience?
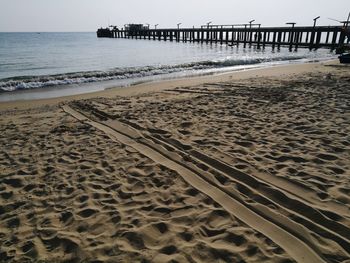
[0,55,320,92]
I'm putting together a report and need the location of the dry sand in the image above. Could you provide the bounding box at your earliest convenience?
[0,61,350,262]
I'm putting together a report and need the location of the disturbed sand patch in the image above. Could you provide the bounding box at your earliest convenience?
[0,106,292,262]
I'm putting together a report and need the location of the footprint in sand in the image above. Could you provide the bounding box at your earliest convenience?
[77,208,98,218]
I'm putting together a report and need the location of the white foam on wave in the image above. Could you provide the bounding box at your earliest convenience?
[0,54,335,92]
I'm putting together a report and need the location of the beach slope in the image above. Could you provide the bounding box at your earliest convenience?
[1,61,349,262]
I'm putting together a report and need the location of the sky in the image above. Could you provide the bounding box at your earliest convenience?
[0,0,349,32]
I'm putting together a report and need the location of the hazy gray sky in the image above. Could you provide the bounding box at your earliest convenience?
[0,0,349,32]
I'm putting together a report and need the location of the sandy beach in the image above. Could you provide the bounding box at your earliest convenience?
[1,61,350,262]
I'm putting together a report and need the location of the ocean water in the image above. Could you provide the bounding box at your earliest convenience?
[0,32,336,101]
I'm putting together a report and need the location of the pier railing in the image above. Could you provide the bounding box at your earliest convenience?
[97,25,348,50]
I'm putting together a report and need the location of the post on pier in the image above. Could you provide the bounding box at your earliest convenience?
[331,31,338,50]
[338,29,347,47]
[276,31,281,49]
[256,27,261,49]
[294,31,300,50]
[305,31,309,44]
[262,31,267,48]
[286,22,296,51]
[249,30,253,46]
[314,30,321,49]
[310,29,317,49]
[243,25,247,48]
[325,30,330,44]
[219,27,223,45]
[272,31,277,49]
[231,30,236,46]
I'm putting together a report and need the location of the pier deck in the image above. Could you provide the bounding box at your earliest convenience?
[97,24,349,50]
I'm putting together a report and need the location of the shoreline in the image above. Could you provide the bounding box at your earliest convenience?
[0,59,339,110]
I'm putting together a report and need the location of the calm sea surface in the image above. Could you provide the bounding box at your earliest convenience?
[0,32,336,101]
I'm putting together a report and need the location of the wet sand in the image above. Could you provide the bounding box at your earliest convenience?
[1,61,349,262]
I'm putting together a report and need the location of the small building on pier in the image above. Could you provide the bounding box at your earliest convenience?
[97,27,112,38]
[125,24,149,33]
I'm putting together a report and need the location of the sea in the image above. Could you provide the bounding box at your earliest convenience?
[0,32,336,101]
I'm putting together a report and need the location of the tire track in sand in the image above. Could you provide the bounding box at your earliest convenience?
[63,104,326,263]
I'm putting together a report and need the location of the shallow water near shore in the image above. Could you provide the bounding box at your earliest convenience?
[0,32,336,101]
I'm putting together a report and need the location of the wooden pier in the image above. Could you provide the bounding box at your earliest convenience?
[97,24,349,50]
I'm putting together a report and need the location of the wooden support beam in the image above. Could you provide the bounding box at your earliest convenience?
[309,30,315,49]
[315,31,322,49]
[272,31,277,49]
[249,30,253,46]
[257,31,261,49]
[338,30,346,46]
[331,31,338,50]
[231,31,235,45]
[299,31,303,45]
[325,31,330,44]
[277,31,282,49]
[295,31,300,50]
[305,31,309,44]
[289,30,294,51]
